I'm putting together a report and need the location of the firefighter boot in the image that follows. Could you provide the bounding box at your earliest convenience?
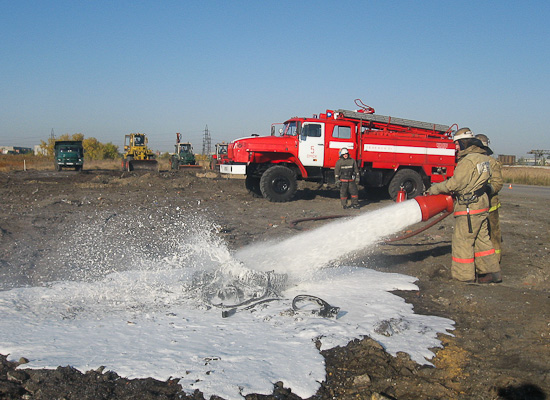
[477,272,502,284]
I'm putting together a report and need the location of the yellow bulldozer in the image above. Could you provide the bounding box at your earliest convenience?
[121,133,159,172]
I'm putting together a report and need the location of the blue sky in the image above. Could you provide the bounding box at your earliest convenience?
[1,1,549,157]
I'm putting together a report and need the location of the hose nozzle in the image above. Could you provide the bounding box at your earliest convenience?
[414,194,454,221]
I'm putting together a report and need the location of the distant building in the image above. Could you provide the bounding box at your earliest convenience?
[0,146,33,155]
[497,155,516,165]
[34,145,47,156]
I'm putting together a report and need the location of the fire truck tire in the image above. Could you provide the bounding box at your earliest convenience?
[388,169,424,200]
[260,166,297,202]
[245,176,262,198]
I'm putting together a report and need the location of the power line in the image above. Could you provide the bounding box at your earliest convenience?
[527,150,550,165]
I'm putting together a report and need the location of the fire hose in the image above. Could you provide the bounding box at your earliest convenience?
[292,295,340,318]
[383,210,452,243]
[288,215,347,230]
[220,294,339,319]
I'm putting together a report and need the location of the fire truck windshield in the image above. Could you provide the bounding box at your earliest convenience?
[281,121,298,136]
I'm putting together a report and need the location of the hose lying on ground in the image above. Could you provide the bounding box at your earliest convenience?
[383,210,452,243]
[288,215,346,229]
[292,295,340,318]
[221,294,340,319]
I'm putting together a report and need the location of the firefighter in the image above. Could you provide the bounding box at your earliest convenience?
[476,134,504,263]
[334,148,360,209]
[427,128,501,283]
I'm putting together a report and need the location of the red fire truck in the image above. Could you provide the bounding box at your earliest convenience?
[210,142,229,170]
[220,103,457,202]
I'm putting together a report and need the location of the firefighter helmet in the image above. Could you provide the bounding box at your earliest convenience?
[475,134,490,147]
[339,148,349,157]
[453,128,474,141]
[475,133,493,155]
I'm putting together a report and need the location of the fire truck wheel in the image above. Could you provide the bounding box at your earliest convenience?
[245,176,262,198]
[260,165,297,202]
[388,169,424,201]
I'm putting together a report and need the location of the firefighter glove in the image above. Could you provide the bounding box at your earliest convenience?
[336,180,342,188]
[427,183,443,196]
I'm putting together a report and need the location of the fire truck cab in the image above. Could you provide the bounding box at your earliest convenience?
[221,106,457,202]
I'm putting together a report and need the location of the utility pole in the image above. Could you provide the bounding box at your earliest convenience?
[50,128,55,140]
[202,125,211,155]
[527,150,550,166]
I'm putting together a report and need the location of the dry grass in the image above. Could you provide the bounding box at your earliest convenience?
[0,155,192,172]
[3,155,549,186]
[0,155,50,171]
[0,155,125,172]
[502,166,550,186]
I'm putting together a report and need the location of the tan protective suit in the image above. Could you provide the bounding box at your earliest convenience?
[427,145,500,281]
[487,157,503,261]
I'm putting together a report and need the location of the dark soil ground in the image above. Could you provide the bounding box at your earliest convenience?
[0,168,548,400]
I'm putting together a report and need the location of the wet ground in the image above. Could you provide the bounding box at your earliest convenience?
[0,169,548,399]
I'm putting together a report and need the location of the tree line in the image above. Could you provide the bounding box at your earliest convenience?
[40,134,119,160]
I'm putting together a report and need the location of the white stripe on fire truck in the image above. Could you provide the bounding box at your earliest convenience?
[328,141,354,149]
[363,144,455,156]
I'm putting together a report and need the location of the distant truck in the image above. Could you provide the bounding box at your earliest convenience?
[54,140,84,171]
[210,142,229,170]
[170,133,200,169]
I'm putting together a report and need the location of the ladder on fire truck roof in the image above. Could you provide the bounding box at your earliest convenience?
[336,109,451,134]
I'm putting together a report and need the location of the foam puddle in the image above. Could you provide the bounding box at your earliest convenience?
[0,200,454,400]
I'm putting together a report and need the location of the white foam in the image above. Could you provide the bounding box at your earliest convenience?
[0,200,454,400]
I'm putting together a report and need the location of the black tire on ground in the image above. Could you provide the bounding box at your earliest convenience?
[245,176,262,198]
[126,157,134,172]
[259,165,297,202]
[55,163,61,171]
[388,169,424,201]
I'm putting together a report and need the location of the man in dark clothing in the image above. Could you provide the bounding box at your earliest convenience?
[334,148,360,209]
